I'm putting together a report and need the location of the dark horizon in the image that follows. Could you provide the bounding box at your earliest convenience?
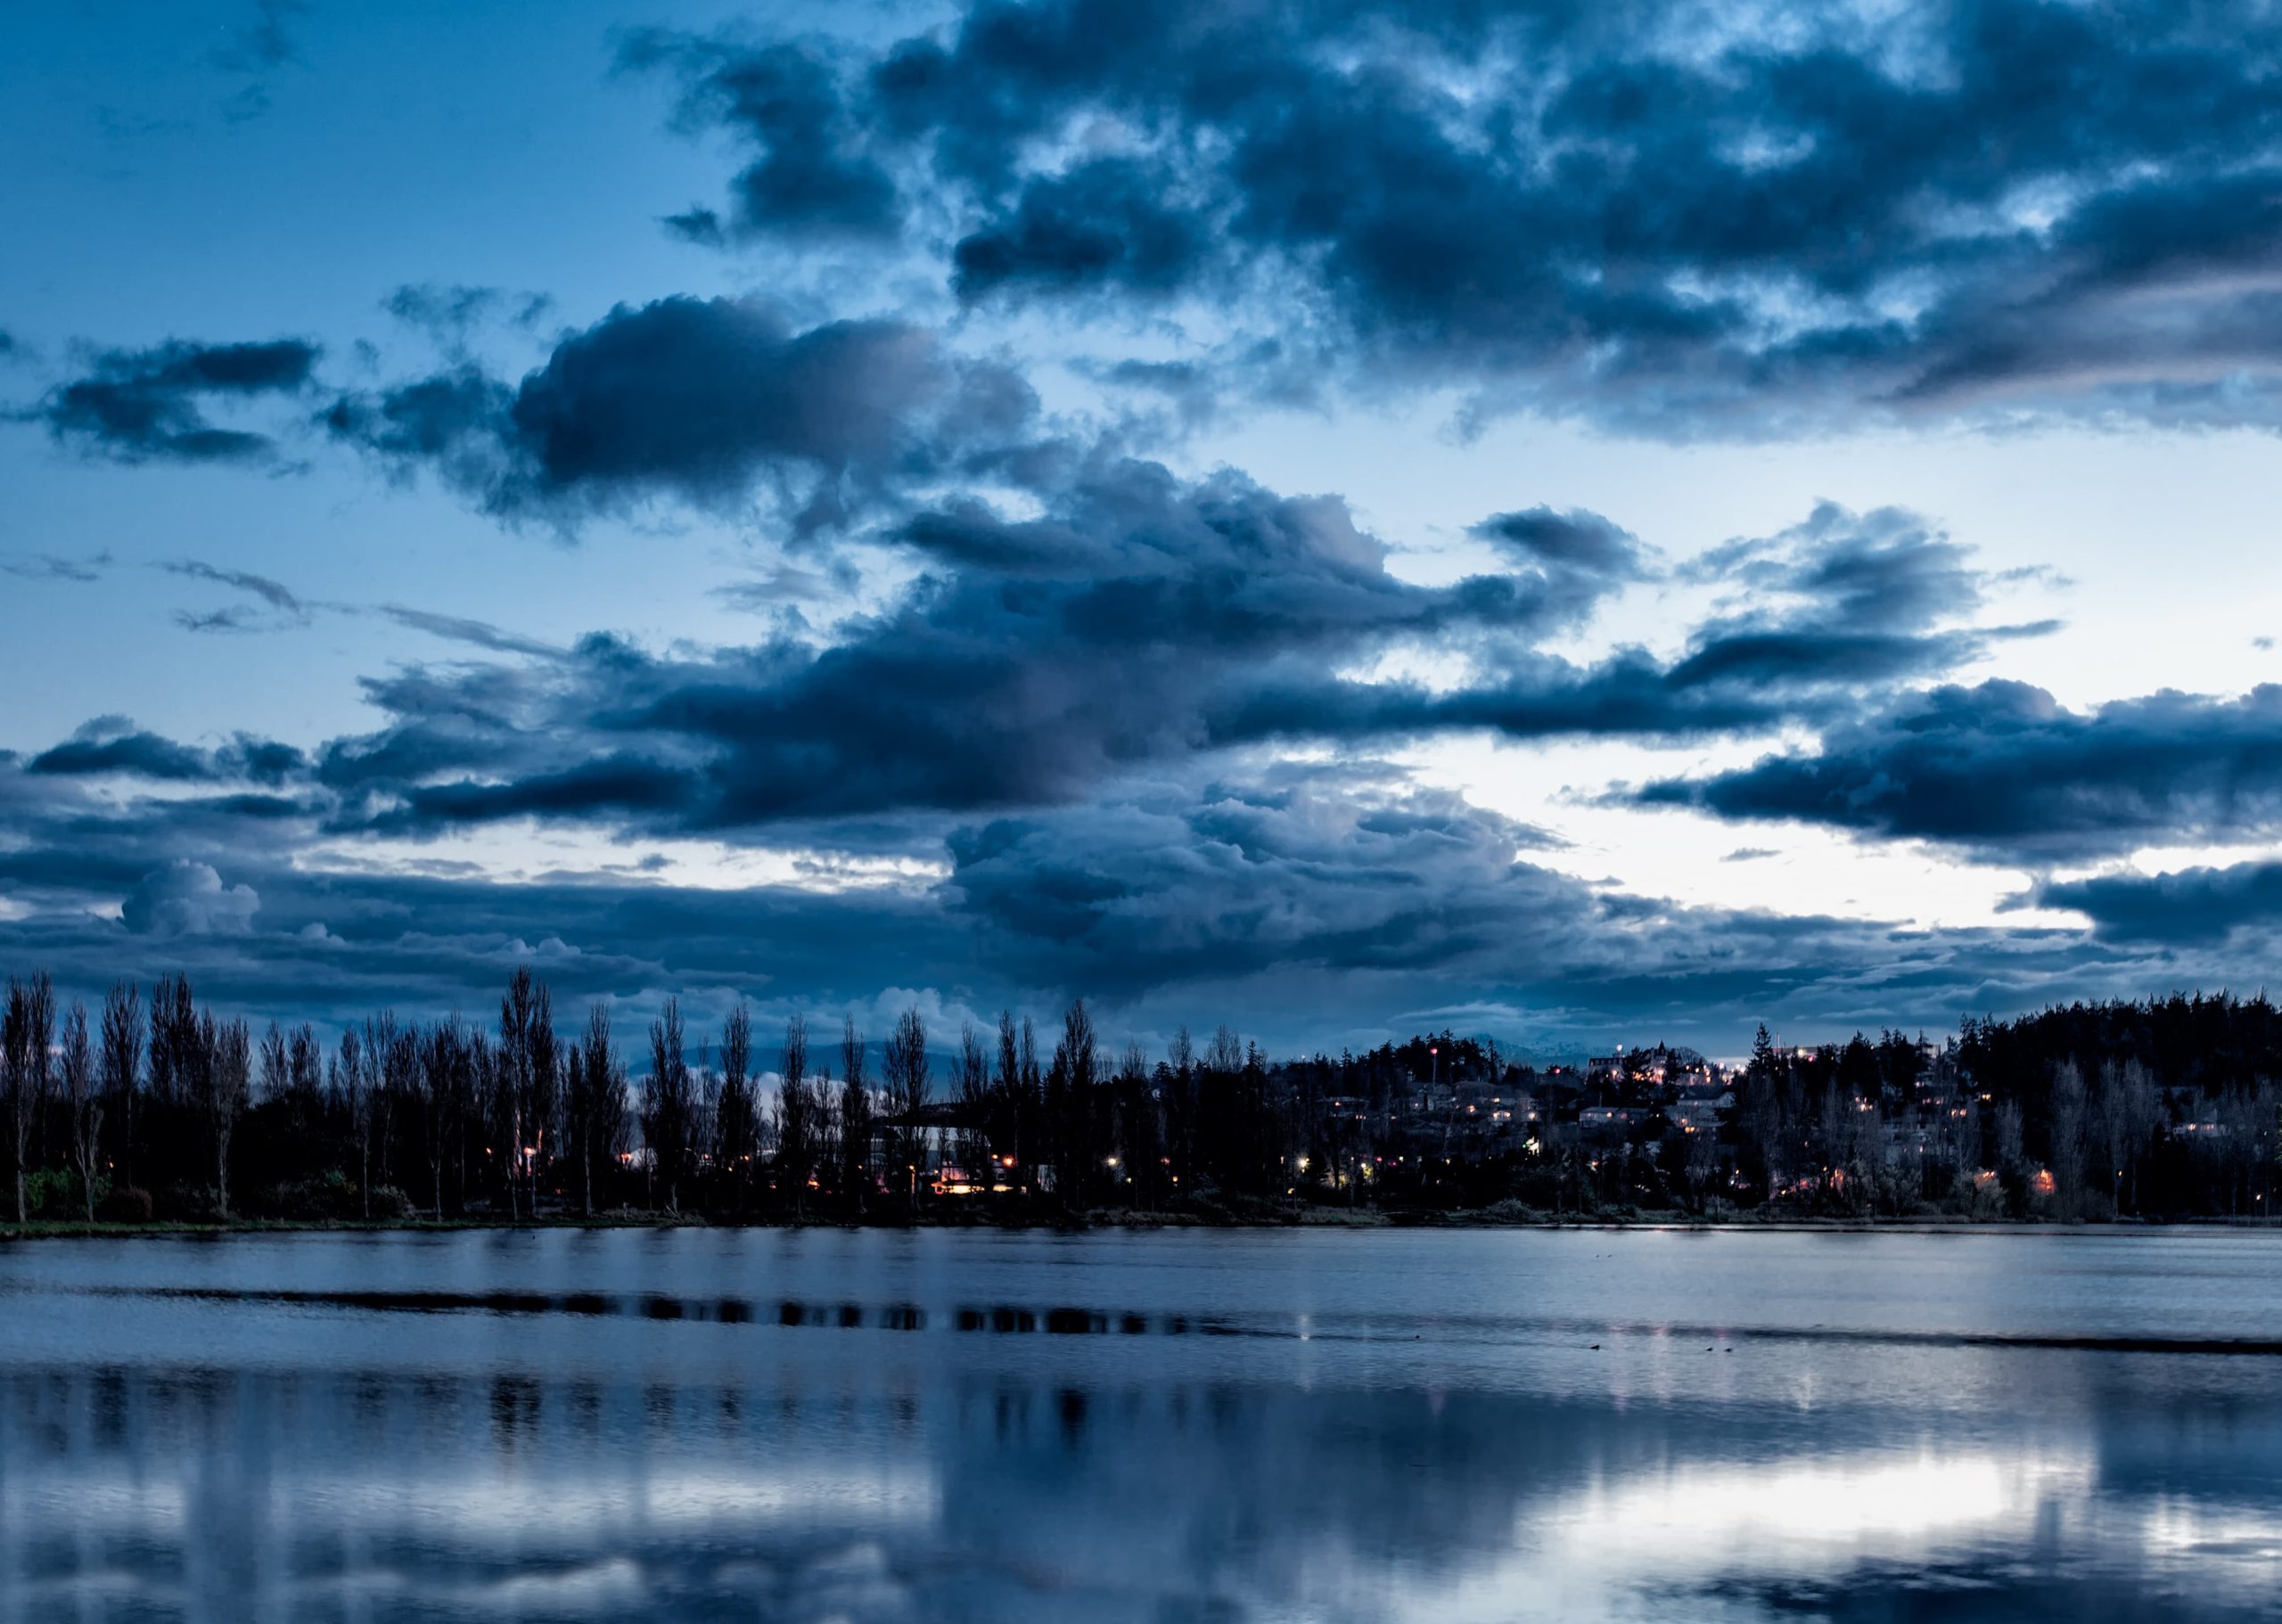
[7,961,2276,1229]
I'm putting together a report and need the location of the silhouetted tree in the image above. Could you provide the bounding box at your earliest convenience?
[643,998,694,1212]
[62,1002,99,1222]
[565,1003,626,1218]
[100,982,142,1198]
[716,1000,757,1212]
[776,1013,813,1214]
[882,1007,929,1205]
[209,1016,249,1219]
[840,1016,872,1210]
[957,1022,991,1176]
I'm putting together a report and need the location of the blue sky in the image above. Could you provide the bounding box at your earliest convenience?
[7,0,2282,1060]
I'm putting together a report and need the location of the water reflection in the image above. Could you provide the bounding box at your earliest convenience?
[1,1229,2278,1621]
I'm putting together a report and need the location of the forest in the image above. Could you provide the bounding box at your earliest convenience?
[2,968,2278,1226]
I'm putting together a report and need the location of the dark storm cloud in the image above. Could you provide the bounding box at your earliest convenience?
[304,461,1760,835]
[120,859,261,938]
[1656,500,2051,690]
[250,480,2018,841]
[1228,499,2029,746]
[640,0,2282,433]
[944,767,1581,992]
[1473,509,1647,582]
[326,296,1039,528]
[0,749,966,1037]
[29,721,218,783]
[1636,679,2282,865]
[951,159,1206,302]
[23,718,307,786]
[2038,862,2282,947]
[5,473,2023,865]
[621,32,901,241]
[0,742,2183,1051]
[933,764,2152,1044]
[36,338,319,462]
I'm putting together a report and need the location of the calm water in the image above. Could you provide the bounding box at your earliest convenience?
[1,1226,2278,1622]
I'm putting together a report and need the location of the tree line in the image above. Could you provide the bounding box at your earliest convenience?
[2,970,2278,1224]
[0,968,1281,1223]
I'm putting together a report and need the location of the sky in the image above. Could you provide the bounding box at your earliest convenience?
[7,0,2282,1061]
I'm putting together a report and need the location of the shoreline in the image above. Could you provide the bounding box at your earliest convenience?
[4,1210,2278,1241]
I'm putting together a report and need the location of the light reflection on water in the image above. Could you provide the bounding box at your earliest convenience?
[0,1226,2278,1621]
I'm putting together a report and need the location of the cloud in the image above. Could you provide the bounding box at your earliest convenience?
[944,766,1577,992]
[29,718,218,782]
[1636,679,2282,865]
[951,159,1206,302]
[121,860,261,937]
[209,0,309,121]
[209,0,307,74]
[634,0,2282,436]
[376,606,564,658]
[381,283,554,351]
[305,462,1773,835]
[622,33,900,241]
[37,338,319,463]
[325,297,1039,529]
[2039,861,2282,946]
[1473,508,1649,583]
[1,551,109,583]
[164,559,309,616]
[250,478,2034,850]
[0,740,2181,1053]
[24,717,306,785]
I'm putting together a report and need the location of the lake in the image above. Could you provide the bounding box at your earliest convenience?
[0,1226,2278,1621]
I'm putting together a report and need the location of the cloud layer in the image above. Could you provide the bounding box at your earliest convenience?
[639,0,2282,433]
[1636,679,2282,865]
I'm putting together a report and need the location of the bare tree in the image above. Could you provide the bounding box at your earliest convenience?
[716,1000,757,1213]
[209,1017,250,1220]
[259,1022,291,1103]
[3,976,55,1222]
[4,978,34,1223]
[62,1003,100,1222]
[566,1003,626,1218]
[882,1008,930,1205]
[643,998,694,1212]
[1052,999,1101,1203]
[498,969,536,1219]
[957,1022,991,1176]
[2048,1060,2087,1217]
[368,1012,407,1212]
[100,982,143,1199]
[418,1021,460,1220]
[332,1026,371,1218]
[841,1016,873,1210]
[776,1013,812,1213]
[148,975,197,1111]
[23,974,53,1182]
